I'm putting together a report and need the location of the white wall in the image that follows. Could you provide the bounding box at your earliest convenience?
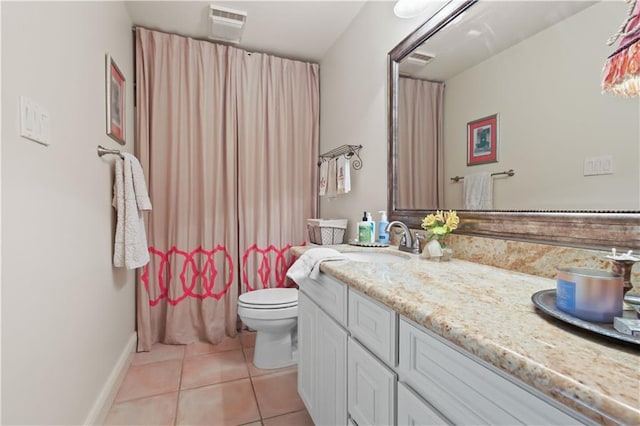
[2,2,135,424]
[443,2,640,210]
[319,1,429,239]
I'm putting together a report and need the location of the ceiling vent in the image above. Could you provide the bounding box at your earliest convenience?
[400,52,435,76]
[209,4,247,44]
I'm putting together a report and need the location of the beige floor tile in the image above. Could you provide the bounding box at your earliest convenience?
[240,423,263,426]
[185,336,241,358]
[131,343,185,366]
[115,359,182,402]
[263,409,314,426]
[244,348,297,377]
[104,392,178,425]
[177,379,260,425]
[181,349,249,390]
[240,331,256,349]
[252,370,305,419]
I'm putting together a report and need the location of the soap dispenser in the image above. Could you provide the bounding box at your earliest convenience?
[358,211,371,243]
[377,211,389,243]
[366,212,376,243]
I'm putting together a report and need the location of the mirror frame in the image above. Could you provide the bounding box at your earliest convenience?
[387,0,640,251]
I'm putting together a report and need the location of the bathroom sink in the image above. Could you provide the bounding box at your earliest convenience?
[341,251,409,264]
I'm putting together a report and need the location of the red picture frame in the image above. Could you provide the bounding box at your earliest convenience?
[467,114,498,166]
[106,54,126,145]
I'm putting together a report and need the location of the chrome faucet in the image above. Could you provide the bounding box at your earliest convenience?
[385,221,420,254]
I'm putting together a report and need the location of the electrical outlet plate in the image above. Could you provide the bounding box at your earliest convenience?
[19,96,50,146]
[584,156,614,176]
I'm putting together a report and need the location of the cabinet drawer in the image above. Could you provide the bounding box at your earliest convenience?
[348,337,396,426]
[397,382,449,426]
[348,289,397,365]
[398,318,585,425]
[300,273,348,326]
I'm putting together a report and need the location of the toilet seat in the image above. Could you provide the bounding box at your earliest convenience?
[238,288,298,310]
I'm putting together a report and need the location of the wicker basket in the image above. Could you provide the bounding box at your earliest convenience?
[307,219,348,245]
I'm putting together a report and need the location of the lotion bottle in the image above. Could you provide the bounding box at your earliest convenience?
[377,211,389,243]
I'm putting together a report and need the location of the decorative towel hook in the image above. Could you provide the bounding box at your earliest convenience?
[318,144,363,170]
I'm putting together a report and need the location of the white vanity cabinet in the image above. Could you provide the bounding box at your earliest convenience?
[298,276,349,426]
[298,273,590,426]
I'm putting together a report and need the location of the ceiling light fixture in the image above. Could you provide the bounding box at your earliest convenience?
[394,0,445,19]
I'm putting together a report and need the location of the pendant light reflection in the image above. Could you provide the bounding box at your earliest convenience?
[602,0,640,97]
[394,0,445,19]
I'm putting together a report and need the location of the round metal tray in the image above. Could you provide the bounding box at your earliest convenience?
[348,241,389,248]
[531,289,640,346]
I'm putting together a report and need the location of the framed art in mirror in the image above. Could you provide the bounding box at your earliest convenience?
[387,0,639,251]
[467,114,498,166]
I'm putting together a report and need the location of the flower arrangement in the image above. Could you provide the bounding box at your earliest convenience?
[421,210,460,247]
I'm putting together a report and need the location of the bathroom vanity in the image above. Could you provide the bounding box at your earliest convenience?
[291,246,640,426]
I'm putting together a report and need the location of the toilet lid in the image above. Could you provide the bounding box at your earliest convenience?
[238,288,298,308]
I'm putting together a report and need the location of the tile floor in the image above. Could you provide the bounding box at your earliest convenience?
[105,331,313,426]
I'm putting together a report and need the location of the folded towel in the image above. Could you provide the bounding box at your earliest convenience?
[326,158,338,199]
[286,248,347,282]
[337,156,351,195]
[113,154,153,269]
[463,172,493,210]
[319,160,328,196]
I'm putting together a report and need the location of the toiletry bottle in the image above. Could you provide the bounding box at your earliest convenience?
[377,211,389,243]
[366,212,376,243]
[358,211,371,243]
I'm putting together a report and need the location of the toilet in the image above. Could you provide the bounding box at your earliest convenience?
[238,288,298,369]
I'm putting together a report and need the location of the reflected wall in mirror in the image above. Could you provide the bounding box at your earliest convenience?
[395,0,639,211]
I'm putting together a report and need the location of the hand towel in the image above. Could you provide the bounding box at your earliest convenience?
[336,156,351,195]
[319,160,328,196]
[326,158,338,199]
[286,248,348,282]
[113,154,153,269]
[463,172,493,210]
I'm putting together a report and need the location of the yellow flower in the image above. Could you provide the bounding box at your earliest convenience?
[421,214,437,229]
[445,210,460,230]
[434,210,445,223]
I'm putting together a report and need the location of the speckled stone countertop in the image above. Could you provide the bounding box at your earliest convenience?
[291,245,640,425]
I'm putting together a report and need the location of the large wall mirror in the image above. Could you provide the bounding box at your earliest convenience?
[388,0,639,250]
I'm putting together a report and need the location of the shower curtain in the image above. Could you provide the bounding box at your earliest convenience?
[397,77,444,209]
[135,28,319,351]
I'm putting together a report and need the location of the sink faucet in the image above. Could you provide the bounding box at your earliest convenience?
[385,221,420,254]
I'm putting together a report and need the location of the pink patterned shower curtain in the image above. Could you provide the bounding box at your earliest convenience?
[135,28,318,351]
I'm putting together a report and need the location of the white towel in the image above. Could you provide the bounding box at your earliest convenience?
[463,172,493,210]
[319,160,328,196]
[113,153,153,269]
[286,248,347,282]
[326,158,338,199]
[336,156,351,195]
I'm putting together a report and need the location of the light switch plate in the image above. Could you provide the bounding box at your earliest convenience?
[19,96,50,146]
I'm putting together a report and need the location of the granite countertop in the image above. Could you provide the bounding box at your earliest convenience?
[291,245,640,425]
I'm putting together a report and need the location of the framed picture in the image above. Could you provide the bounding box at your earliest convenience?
[467,114,498,166]
[106,54,126,145]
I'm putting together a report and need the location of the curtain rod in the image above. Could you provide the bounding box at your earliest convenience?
[131,25,318,65]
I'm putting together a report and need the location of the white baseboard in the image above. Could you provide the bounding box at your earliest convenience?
[84,332,137,426]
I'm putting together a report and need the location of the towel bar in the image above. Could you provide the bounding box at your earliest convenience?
[97,145,124,158]
[450,169,515,183]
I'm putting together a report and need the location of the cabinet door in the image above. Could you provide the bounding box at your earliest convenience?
[297,291,318,422]
[348,337,396,426]
[317,308,348,426]
[397,382,449,426]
